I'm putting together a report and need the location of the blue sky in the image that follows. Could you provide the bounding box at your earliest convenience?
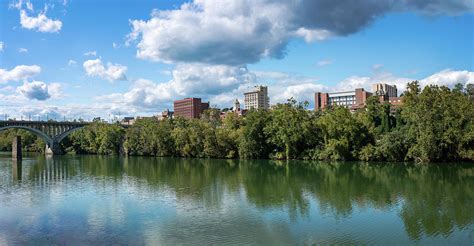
[0,0,473,120]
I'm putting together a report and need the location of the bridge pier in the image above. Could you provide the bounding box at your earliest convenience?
[45,142,63,155]
[12,136,22,160]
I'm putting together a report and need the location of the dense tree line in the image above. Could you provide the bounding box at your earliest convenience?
[2,82,473,162]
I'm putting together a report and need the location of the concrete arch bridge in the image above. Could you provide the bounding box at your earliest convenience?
[0,120,89,155]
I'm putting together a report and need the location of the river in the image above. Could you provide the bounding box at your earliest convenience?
[0,153,473,245]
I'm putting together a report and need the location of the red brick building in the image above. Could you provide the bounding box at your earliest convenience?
[315,88,372,111]
[315,84,402,111]
[173,98,209,119]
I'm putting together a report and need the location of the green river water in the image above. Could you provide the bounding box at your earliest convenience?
[0,153,473,245]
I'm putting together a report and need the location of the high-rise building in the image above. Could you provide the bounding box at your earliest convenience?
[244,85,269,110]
[173,98,209,119]
[315,88,372,111]
[372,83,397,97]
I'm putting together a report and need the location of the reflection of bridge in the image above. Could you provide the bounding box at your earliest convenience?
[0,120,89,155]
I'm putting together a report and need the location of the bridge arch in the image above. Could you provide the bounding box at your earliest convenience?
[0,125,54,145]
[54,126,85,144]
[0,124,87,155]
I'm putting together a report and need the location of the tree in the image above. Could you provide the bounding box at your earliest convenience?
[316,106,370,160]
[402,82,473,162]
[238,109,272,159]
[264,98,319,159]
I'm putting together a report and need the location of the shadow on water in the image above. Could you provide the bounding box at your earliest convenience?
[0,154,473,243]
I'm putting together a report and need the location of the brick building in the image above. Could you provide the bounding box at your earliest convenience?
[315,83,402,111]
[315,88,372,111]
[173,98,209,119]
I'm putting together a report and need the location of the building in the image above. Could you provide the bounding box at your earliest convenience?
[173,98,209,119]
[244,85,269,110]
[233,98,241,112]
[155,109,174,120]
[120,117,135,125]
[315,88,372,111]
[372,83,397,97]
[219,98,248,120]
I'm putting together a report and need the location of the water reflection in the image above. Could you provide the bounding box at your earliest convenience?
[0,155,472,244]
[12,159,21,182]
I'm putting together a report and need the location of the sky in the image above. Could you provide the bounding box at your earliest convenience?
[0,0,473,121]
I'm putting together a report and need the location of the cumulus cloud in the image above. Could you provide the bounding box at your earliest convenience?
[97,66,474,113]
[336,69,474,95]
[20,9,62,33]
[0,65,41,83]
[20,107,63,120]
[420,69,474,87]
[127,0,472,65]
[97,64,256,110]
[83,59,128,81]
[17,81,51,100]
[0,42,4,52]
[19,48,28,53]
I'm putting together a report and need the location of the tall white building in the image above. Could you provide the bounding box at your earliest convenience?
[244,85,269,110]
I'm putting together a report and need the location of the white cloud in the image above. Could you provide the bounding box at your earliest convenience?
[83,59,128,81]
[9,0,23,10]
[295,28,333,42]
[96,64,325,111]
[20,9,62,33]
[0,65,41,83]
[336,69,474,95]
[0,42,4,52]
[127,0,472,65]
[26,1,33,11]
[83,51,97,56]
[68,59,77,66]
[112,42,118,49]
[97,65,474,114]
[420,69,474,87]
[19,48,28,53]
[17,81,51,100]
[97,64,255,110]
[47,83,62,98]
[317,59,333,67]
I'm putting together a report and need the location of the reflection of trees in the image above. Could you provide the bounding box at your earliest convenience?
[239,160,310,220]
[122,157,241,209]
[296,162,474,240]
[21,156,474,240]
[399,165,474,240]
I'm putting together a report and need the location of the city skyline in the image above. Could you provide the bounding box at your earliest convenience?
[1,0,473,120]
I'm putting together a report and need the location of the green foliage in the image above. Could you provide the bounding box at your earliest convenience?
[0,129,45,152]
[264,98,320,159]
[239,109,273,159]
[68,122,125,155]
[316,107,371,160]
[1,82,471,163]
[123,118,175,156]
[402,82,473,162]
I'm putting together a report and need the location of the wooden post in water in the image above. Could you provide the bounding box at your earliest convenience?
[12,159,22,181]
[12,136,22,160]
